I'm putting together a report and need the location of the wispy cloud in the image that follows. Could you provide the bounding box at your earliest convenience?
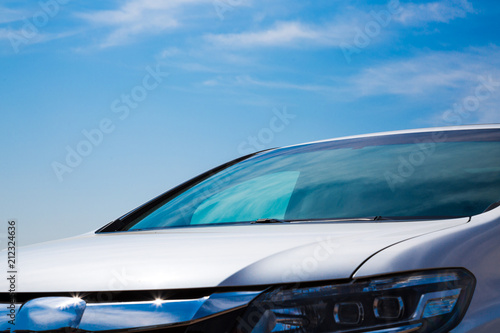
[351,60,472,96]
[205,0,475,50]
[0,27,79,51]
[351,47,499,97]
[199,46,500,116]
[207,21,332,47]
[159,47,181,58]
[476,99,500,123]
[197,74,340,94]
[347,45,500,126]
[234,75,336,93]
[396,0,474,25]
[0,2,77,52]
[2,0,477,51]
[205,19,365,48]
[0,28,11,40]
[78,0,243,48]
[425,82,500,126]
[0,5,25,24]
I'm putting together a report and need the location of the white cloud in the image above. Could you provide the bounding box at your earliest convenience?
[202,79,219,86]
[206,21,321,47]
[78,0,247,47]
[476,100,500,123]
[205,20,360,48]
[430,74,500,126]
[201,46,500,127]
[425,84,500,126]
[0,6,25,24]
[203,75,337,94]
[351,61,472,96]
[235,75,335,92]
[205,0,476,50]
[0,28,11,40]
[81,0,209,26]
[350,47,500,97]
[348,45,500,126]
[396,0,474,25]
[159,47,181,58]
[179,62,220,72]
[0,27,78,52]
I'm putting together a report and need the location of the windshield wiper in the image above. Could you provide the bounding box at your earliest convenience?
[251,218,288,224]
[373,216,466,221]
[252,217,378,224]
[484,200,500,213]
[290,217,378,223]
[251,216,465,224]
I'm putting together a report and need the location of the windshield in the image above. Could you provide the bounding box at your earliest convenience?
[125,129,500,230]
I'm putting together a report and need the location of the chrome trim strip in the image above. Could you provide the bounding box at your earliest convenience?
[15,297,86,332]
[0,305,20,332]
[78,297,208,331]
[192,291,264,320]
[0,291,263,332]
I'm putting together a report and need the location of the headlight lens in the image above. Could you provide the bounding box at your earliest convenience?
[236,269,475,333]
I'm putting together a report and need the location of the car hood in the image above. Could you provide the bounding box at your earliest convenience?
[1,219,468,292]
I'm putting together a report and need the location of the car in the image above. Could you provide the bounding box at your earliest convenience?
[2,124,500,333]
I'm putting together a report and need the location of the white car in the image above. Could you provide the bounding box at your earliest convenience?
[2,124,500,333]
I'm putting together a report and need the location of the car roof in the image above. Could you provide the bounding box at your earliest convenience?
[280,123,500,151]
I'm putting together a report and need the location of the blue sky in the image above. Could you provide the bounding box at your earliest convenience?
[1,0,500,246]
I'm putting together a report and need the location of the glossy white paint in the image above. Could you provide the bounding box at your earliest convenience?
[1,219,467,292]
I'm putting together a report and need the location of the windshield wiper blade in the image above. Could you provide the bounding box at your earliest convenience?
[374,216,466,221]
[484,200,500,213]
[250,215,464,225]
[287,217,378,223]
[251,218,288,224]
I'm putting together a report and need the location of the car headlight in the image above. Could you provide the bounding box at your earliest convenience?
[235,269,475,333]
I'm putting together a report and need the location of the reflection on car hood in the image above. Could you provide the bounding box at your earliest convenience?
[2,219,467,292]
